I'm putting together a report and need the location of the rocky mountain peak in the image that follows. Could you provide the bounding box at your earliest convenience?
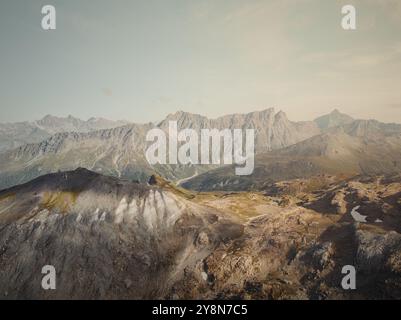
[274,110,288,121]
[314,109,354,130]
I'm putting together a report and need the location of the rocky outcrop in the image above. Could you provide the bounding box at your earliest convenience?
[0,169,242,299]
[1,170,401,299]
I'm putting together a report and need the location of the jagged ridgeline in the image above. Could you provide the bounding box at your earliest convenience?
[1,109,401,191]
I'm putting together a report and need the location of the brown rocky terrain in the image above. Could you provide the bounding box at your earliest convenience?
[0,169,400,299]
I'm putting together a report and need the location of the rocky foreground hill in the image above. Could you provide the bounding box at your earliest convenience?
[0,168,400,299]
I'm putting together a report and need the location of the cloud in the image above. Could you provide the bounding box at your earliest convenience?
[101,88,113,97]
[385,103,401,110]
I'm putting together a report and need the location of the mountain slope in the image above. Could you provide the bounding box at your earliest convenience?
[0,115,130,153]
[0,123,155,189]
[0,168,243,299]
[182,132,401,191]
[314,109,354,130]
[336,119,401,137]
[1,169,401,299]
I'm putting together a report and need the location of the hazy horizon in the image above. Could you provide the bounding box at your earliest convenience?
[1,0,401,123]
[1,107,400,126]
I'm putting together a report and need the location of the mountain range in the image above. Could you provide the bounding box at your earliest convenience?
[0,115,130,153]
[1,108,401,299]
[1,108,401,191]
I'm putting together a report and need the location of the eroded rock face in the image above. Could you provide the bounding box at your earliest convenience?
[0,169,401,299]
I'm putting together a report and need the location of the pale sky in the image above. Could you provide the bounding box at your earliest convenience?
[1,0,401,123]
